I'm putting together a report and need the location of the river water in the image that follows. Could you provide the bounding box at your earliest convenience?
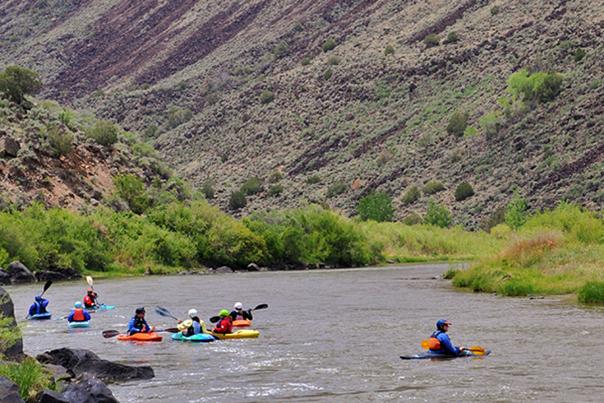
[7,264,604,402]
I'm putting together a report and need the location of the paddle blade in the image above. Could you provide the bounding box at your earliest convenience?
[162,328,179,333]
[86,276,94,287]
[40,280,52,296]
[253,304,268,311]
[467,346,486,355]
[209,316,220,323]
[102,330,119,338]
[155,307,178,321]
[421,340,430,350]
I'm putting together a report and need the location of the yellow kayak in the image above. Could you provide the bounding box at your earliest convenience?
[211,329,260,339]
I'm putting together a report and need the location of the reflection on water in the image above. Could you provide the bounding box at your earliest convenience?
[7,264,604,402]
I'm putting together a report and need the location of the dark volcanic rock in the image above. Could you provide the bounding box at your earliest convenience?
[36,348,154,383]
[6,261,35,284]
[36,390,69,403]
[61,375,118,403]
[0,287,23,359]
[35,269,81,282]
[0,137,20,158]
[0,376,24,403]
[0,270,11,285]
[213,266,233,273]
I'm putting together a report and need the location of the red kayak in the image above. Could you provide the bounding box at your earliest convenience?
[233,319,252,327]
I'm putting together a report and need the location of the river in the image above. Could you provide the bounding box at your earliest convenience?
[7,264,604,402]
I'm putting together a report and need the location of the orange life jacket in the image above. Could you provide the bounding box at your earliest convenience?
[73,308,85,321]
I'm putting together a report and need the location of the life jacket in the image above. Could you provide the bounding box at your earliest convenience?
[214,316,232,334]
[428,330,443,351]
[72,308,86,322]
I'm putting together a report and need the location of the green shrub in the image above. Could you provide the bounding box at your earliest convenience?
[0,357,54,401]
[424,199,452,228]
[479,111,502,137]
[47,125,73,157]
[384,45,395,56]
[500,280,535,296]
[573,48,586,62]
[201,180,215,199]
[306,175,321,184]
[454,181,475,201]
[507,69,564,104]
[301,56,312,66]
[259,90,274,104]
[327,55,340,65]
[447,111,468,136]
[0,65,42,105]
[423,34,440,48]
[577,281,604,304]
[490,5,501,15]
[322,38,336,52]
[269,171,283,183]
[402,185,420,205]
[229,190,247,210]
[443,268,458,279]
[327,181,347,198]
[272,42,289,58]
[114,175,150,214]
[357,192,394,222]
[402,212,423,225]
[86,120,118,146]
[167,107,193,129]
[241,177,263,195]
[323,68,333,80]
[463,126,478,137]
[423,180,445,195]
[268,184,284,196]
[444,32,459,44]
[490,223,512,239]
[505,192,528,229]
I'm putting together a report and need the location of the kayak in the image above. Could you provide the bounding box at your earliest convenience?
[171,333,215,343]
[116,332,163,342]
[28,312,52,320]
[210,329,260,340]
[89,304,115,312]
[68,321,90,329]
[400,350,491,360]
[232,319,252,327]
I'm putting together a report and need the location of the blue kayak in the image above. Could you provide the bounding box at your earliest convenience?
[171,333,215,343]
[400,350,490,360]
[28,312,52,320]
[68,321,90,329]
[89,304,115,312]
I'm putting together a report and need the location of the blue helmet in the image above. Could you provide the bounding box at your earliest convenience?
[74,301,83,309]
[436,319,451,330]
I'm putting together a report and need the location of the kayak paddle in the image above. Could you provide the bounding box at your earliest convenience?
[102,328,179,338]
[155,306,180,321]
[209,303,269,323]
[420,340,487,355]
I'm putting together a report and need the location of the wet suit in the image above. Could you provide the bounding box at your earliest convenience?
[127,316,151,335]
[429,330,462,356]
[28,297,49,317]
[230,309,253,321]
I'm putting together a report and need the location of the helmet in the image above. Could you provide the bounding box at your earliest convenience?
[74,301,83,308]
[87,288,93,293]
[436,319,451,330]
[135,307,146,315]
[188,309,198,318]
[219,309,229,317]
[234,302,243,310]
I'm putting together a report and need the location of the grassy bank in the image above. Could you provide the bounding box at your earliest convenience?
[450,204,604,304]
[0,358,56,401]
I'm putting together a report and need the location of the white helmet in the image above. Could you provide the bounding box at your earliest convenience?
[188,309,198,318]
[234,302,243,310]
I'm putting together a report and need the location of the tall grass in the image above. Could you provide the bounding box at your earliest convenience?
[0,357,55,400]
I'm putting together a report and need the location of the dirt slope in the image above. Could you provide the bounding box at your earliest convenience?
[0,0,602,227]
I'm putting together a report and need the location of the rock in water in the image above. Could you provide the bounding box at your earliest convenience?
[61,375,118,403]
[6,261,35,284]
[0,286,24,359]
[36,348,154,383]
[0,376,24,403]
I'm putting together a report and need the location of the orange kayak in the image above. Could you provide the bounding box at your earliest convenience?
[116,332,163,342]
[232,319,252,327]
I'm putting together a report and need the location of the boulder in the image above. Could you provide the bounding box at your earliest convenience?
[61,375,118,403]
[0,376,24,403]
[35,269,81,282]
[6,261,35,284]
[0,287,23,359]
[36,348,154,383]
[213,266,233,274]
[36,390,69,403]
[246,263,260,271]
[0,137,20,158]
[0,269,11,285]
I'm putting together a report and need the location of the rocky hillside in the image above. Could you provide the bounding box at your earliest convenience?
[1,0,602,227]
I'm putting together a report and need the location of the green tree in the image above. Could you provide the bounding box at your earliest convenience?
[357,192,394,222]
[0,65,42,105]
[114,175,150,214]
[505,192,528,229]
[229,190,247,210]
[424,199,452,228]
[454,181,475,201]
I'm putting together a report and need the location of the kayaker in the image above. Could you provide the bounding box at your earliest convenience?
[127,307,153,335]
[67,301,91,323]
[428,319,466,356]
[178,309,208,336]
[83,288,99,309]
[28,295,49,317]
[212,309,233,334]
[230,302,253,321]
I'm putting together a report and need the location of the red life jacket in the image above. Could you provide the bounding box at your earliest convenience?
[214,316,232,334]
[73,308,85,321]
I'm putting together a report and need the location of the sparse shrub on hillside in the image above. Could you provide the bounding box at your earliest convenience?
[114,174,150,214]
[384,45,395,56]
[423,180,445,195]
[505,192,528,229]
[424,199,452,228]
[357,192,394,222]
[446,111,468,136]
[454,181,475,201]
[58,109,75,129]
[490,223,512,239]
[306,175,321,184]
[402,185,420,205]
[423,34,440,48]
[229,190,247,210]
[327,55,340,65]
[322,38,336,52]
[167,107,193,129]
[144,124,159,139]
[482,206,506,230]
[323,68,333,81]
[86,120,118,146]
[268,184,284,197]
[241,177,263,195]
[490,5,501,15]
[272,42,289,58]
[301,56,312,66]
[444,32,459,44]
[327,181,347,198]
[479,111,502,137]
[402,212,423,225]
[573,48,586,62]
[47,125,73,157]
[260,90,274,104]
[507,69,564,105]
[201,180,214,199]
[269,171,283,183]
[0,65,42,106]
[463,126,478,137]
